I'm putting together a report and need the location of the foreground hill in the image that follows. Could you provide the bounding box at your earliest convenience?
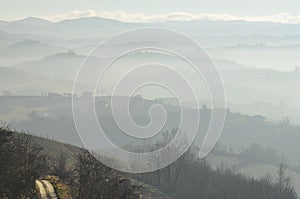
[0,128,170,198]
[0,127,298,198]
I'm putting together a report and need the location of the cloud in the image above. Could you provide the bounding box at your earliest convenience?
[44,10,97,22]
[43,10,300,24]
[99,11,300,24]
[243,13,300,24]
[98,11,239,23]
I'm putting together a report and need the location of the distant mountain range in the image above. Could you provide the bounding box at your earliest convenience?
[2,16,300,39]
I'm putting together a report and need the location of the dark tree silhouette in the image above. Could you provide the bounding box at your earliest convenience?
[0,127,48,198]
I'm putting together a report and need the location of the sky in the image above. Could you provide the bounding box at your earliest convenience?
[1,0,300,23]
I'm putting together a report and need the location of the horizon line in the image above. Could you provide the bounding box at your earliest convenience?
[2,11,300,25]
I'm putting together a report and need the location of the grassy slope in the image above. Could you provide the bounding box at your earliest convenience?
[27,133,170,198]
[30,134,80,169]
[207,154,300,195]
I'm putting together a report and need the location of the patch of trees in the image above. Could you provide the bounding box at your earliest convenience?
[0,128,141,198]
[138,149,297,199]
[71,150,141,199]
[135,131,297,199]
[0,127,48,198]
[49,150,141,198]
[240,143,287,165]
[213,143,287,166]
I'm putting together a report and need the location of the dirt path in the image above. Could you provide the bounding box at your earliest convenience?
[35,180,58,199]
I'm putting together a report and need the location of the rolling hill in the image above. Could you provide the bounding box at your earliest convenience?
[13,51,101,81]
[0,39,65,66]
[0,66,89,95]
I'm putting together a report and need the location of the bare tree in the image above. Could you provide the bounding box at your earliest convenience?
[75,150,140,199]
[0,127,48,198]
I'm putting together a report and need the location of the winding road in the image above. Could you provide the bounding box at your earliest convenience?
[35,180,58,199]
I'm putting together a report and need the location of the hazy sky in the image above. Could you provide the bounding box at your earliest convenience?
[1,0,300,22]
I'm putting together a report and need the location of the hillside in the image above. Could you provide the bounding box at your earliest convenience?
[0,129,170,198]
[31,134,171,198]
[0,66,43,91]
[30,133,80,169]
[0,39,65,66]
[13,51,101,83]
[0,67,89,95]
[207,154,300,195]
[1,127,299,198]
